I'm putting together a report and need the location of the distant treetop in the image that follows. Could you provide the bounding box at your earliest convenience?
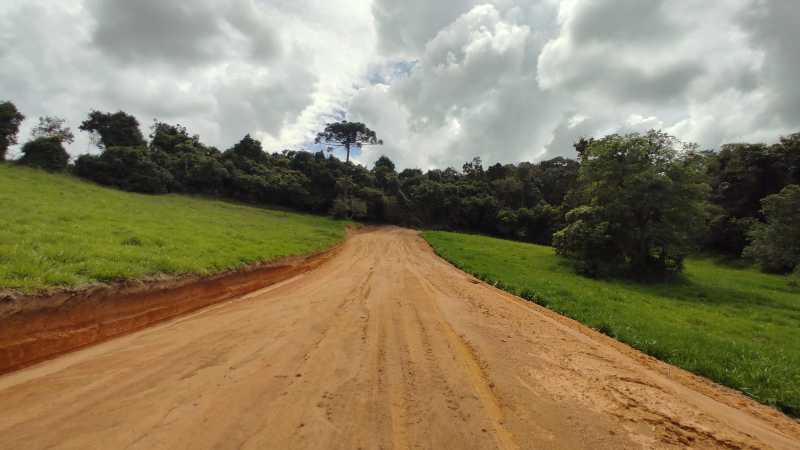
[0,101,25,160]
[315,121,382,163]
[79,110,145,149]
[31,116,74,145]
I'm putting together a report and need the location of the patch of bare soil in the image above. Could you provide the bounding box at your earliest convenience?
[0,228,798,449]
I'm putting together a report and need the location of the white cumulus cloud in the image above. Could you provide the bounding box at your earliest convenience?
[0,0,797,167]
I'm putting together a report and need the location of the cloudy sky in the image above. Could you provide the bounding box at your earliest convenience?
[1,0,797,169]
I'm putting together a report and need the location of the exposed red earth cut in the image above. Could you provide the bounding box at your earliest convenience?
[1,228,798,449]
[0,244,342,375]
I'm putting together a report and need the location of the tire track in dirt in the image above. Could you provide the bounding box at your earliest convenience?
[0,227,798,450]
[404,261,519,450]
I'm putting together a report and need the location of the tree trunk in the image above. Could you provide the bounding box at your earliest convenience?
[345,143,351,163]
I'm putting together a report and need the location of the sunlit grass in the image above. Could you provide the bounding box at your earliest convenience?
[423,230,800,417]
[0,164,348,293]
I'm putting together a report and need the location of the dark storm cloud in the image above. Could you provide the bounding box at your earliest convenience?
[570,0,681,44]
[564,58,705,104]
[538,0,704,104]
[371,0,477,55]
[739,0,800,128]
[89,0,281,66]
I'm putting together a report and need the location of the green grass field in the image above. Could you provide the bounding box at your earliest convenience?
[0,164,348,293]
[423,231,800,417]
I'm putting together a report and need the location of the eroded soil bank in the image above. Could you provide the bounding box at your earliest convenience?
[0,245,341,374]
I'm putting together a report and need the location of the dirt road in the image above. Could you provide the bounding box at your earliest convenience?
[1,228,798,449]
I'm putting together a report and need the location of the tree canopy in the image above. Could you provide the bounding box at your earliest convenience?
[703,136,800,254]
[226,134,267,163]
[743,184,800,273]
[19,137,70,172]
[6,98,800,280]
[79,110,145,148]
[31,116,75,144]
[0,101,25,161]
[315,121,382,163]
[149,121,201,154]
[553,131,708,278]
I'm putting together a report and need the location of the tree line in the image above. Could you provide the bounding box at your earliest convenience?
[1,100,798,279]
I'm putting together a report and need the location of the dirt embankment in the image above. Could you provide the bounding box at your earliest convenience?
[0,245,341,375]
[1,228,799,450]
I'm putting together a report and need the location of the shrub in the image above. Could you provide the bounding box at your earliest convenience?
[329,196,368,219]
[74,147,173,194]
[743,185,800,273]
[18,137,69,171]
[553,206,619,277]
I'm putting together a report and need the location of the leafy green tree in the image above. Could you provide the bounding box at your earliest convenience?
[19,137,70,171]
[160,149,229,194]
[0,101,25,161]
[407,179,446,225]
[553,205,619,276]
[397,168,420,178]
[772,133,800,187]
[532,157,580,206]
[517,204,561,244]
[315,121,382,163]
[31,116,74,144]
[486,162,510,181]
[554,131,709,278]
[491,176,524,209]
[462,157,484,179]
[373,155,395,171]
[149,121,200,154]
[74,147,173,194]
[743,184,800,273]
[703,138,800,254]
[225,134,267,164]
[287,150,339,212]
[79,110,146,148]
[331,176,363,218]
[458,194,499,232]
[359,186,388,221]
[372,155,398,192]
[495,208,520,237]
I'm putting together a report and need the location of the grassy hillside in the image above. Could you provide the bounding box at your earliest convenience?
[0,164,348,293]
[423,231,800,417]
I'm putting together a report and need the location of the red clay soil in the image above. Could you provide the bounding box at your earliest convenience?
[0,244,341,375]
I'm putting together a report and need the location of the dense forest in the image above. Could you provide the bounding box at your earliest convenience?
[2,101,798,279]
